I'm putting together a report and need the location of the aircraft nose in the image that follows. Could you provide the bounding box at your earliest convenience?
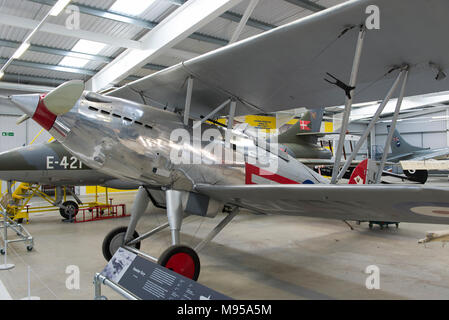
[10,93,40,117]
[11,93,57,130]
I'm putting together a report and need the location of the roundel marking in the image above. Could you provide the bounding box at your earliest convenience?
[410,206,449,217]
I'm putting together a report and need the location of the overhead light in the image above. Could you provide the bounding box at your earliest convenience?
[0,71,4,80]
[12,42,30,59]
[49,0,72,16]
[59,40,107,68]
[109,0,156,16]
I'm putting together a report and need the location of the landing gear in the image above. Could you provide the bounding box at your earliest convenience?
[404,169,428,184]
[59,201,79,219]
[158,245,200,281]
[102,226,141,261]
[101,187,238,281]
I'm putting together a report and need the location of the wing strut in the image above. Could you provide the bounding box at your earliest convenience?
[193,98,231,129]
[335,66,409,182]
[183,77,194,125]
[331,25,366,184]
[375,69,409,183]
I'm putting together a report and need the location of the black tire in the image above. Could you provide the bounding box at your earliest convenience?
[102,226,140,261]
[16,218,23,224]
[404,170,428,184]
[27,246,33,252]
[0,249,4,255]
[59,201,79,219]
[158,245,200,281]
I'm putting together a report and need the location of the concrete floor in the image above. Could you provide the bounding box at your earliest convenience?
[1,177,449,300]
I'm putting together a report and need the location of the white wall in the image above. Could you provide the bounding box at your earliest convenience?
[374,109,448,153]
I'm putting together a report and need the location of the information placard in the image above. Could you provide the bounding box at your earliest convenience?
[101,247,231,300]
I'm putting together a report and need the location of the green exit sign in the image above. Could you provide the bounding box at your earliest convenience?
[2,132,14,137]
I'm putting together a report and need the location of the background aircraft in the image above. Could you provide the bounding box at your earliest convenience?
[277,109,332,160]
[0,140,139,218]
[385,126,449,183]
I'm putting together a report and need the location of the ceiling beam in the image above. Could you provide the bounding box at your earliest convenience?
[0,38,170,72]
[0,13,197,61]
[0,13,142,49]
[87,0,244,92]
[0,81,55,92]
[283,0,326,12]
[158,0,276,30]
[0,58,95,75]
[1,72,140,88]
[229,0,259,44]
[0,39,112,63]
[30,0,229,46]
[2,73,66,87]
[220,11,274,31]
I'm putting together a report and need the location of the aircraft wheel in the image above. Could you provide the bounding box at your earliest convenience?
[102,226,140,261]
[404,170,428,184]
[0,249,4,255]
[158,245,200,281]
[59,201,79,219]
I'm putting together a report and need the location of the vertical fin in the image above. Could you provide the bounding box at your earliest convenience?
[348,159,368,184]
[387,125,428,156]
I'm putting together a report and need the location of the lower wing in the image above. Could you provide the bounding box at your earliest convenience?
[195,184,449,224]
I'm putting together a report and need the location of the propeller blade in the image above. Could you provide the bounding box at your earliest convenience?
[43,80,84,115]
[16,114,30,125]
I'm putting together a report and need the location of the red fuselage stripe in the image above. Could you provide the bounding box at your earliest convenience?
[245,163,299,184]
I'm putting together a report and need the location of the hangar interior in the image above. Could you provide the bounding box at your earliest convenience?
[0,0,449,300]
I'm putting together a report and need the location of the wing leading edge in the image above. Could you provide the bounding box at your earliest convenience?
[195,184,449,225]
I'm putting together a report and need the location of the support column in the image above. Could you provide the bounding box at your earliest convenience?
[375,69,409,183]
[331,26,366,183]
[166,190,184,246]
[336,69,406,180]
[229,0,259,44]
[124,186,150,243]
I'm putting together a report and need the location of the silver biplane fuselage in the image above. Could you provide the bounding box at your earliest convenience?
[49,92,327,191]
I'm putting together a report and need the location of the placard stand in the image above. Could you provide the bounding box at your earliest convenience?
[0,211,14,271]
[94,246,230,300]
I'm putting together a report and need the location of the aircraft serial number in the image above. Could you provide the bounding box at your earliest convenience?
[46,156,83,169]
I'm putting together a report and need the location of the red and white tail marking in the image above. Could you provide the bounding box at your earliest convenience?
[348,159,368,185]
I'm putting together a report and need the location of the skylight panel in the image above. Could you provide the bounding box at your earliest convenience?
[109,0,156,16]
[58,40,107,68]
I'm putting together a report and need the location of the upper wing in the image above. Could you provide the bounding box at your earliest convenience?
[109,0,449,118]
[195,184,449,225]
